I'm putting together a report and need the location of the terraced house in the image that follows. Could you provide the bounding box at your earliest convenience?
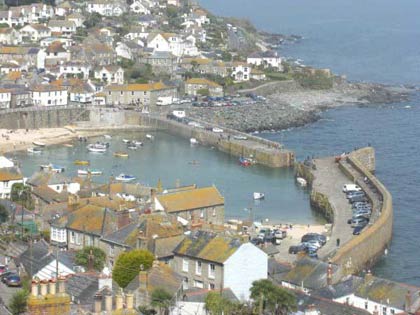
[184,78,223,97]
[154,186,225,227]
[173,230,267,300]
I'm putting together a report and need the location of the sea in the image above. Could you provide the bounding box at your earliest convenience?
[199,0,420,284]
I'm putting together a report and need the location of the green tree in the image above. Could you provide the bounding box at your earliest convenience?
[250,280,297,315]
[0,203,8,223]
[112,249,154,288]
[9,290,28,315]
[151,288,172,315]
[205,291,233,315]
[83,12,102,29]
[11,183,33,210]
[197,88,210,96]
[75,246,106,272]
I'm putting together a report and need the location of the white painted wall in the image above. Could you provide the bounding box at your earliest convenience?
[48,182,80,194]
[170,302,206,315]
[34,259,74,280]
[223,242,267,301]
[334,294,402,315]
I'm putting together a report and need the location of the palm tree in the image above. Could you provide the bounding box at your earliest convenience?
[151,288,172,315]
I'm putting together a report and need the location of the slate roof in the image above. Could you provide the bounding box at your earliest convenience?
[102,222,138,247]
[314,275,364,300]
[66,273,100,306]
[173,230,241,264]
[138,214,184,238]
[32,185,68,204]
[48,20,76,29]
[182,288,239,303]
[156,186,224,213]
[27,170,70,187]
[18,239,75,276]
[282,257,340,290]
[105,82,170,92]
[152,235,185,259]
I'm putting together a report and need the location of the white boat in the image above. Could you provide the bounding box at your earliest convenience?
[104,135,112,139]
[233,135,248,140]
[190,138,198,145]
[146,134,154,140]
[115,174,136,182]
[40,164,65,173]
[87,144,106,153]
[27,147,42,154]
[253,192,265,200]
[33,141,46,147]
[134,141,143,147]
[122,139,130,143]
[128,144,138,150]
[296,177,307,187]
[78,169,102,176]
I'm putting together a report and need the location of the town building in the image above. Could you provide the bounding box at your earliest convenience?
[184,78,223,97]
[31,84,68,106]
[94,65,125,85]
[247,50,283,70]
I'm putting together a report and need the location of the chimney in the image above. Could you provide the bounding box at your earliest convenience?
[58,275,66,294]
[87,249,95,272]
[150,188,156,210]
[326,261,333,285]
[94,293,102,314]
[49,279,56,295]
[115,293,123,310]
[126,293,134,309]
[40,280,48,296]
[104,293,112,312]
[139,268,148,291]
[31,280,39,297]
[364,270,373,283]
[405,290,412,312]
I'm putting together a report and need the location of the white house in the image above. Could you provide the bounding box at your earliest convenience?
[20,24,51,42]
[147,33,198,57]
[247,50,283,70]
[0,88,11,109]
[0,156,14,168]
[94,66,124,85]
[31,84,68,106]
[59,62,91,80]
[173,231,267,301]
[47,20,76,38]
[69,82,95,104]
[66,12,85,28]
[230,62,250,82]
[129,0,150,14]
[0,28,22,45]
[86,0,127,16]
[0,166,24,198]
[44,41,71,66]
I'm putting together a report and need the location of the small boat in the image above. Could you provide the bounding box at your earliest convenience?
[87,144,106,153]
[40,164,65,173]
[27,147,42,154]
[115,174,136,182]
[190,138,198,145]
[122,139,130,143]
[233,135,248,140]
[128,144,138,150]
[114,151,129,158]
[78,169,102,176]
[239,156,253,166]
[133,141,143,147]
[33,141,46,147]
[146,134,154,140]
[253,192,265,200]
[63,143,74,148]
[296,177,307,187]
[74,160,90,166]
[104,135,112,139]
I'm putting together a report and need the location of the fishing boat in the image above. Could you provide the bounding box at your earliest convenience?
[104,135,112,139]
[115,174,136,182]
[87,144,106,153]
[190,138,198,145]
[253,192,265,200]
[74,160,90,166]
[133,141,143,147]
[296,177,307,187]
[27,147,42,154]
[33,141,46,147]
[146,134,154,140]
[78,169,103,176]
[95,142,109,149]
[114,151,129,158]
[127,144,138,150]
[239,156,253,166]
[122,139,130,143]
[40,164,65,173]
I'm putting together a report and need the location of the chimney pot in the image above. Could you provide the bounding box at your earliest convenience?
[58,275,66,293]
[126,293,134,309]
[94,294,102,314]
[115,294,123,310]
[40,280,48,296]
[31,280,39,297]
[104,294,112,312]
[49,279,56,295]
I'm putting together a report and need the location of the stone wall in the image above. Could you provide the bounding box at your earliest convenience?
[330,148,392,274]
[238,80,300,96]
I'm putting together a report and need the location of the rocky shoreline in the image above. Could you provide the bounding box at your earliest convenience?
[189,80,412,133]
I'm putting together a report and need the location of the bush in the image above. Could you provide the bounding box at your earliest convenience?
[75,247,106,272]
[293,70,333,90]
[9,290,28,315]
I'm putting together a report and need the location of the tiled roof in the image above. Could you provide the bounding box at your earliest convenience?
[156,186,224,213]
[46,41,66,53]
[173,230,241,263]
[152,235,184,259]
[4,71,22,81]
[186,78,221,88]
[66,205,117,235]
[32,185,67,204]
[0,167,23,181]
[30,84,66,92]
[106,82,169,92]
[139,214,184,238]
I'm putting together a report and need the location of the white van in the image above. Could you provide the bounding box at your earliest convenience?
[342,184,362,193]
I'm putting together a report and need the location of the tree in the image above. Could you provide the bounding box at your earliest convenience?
[75,247,106,272]
[112,249,154,288]
[197,88,210,96]
[11,183,33,210]
[250,280,297,315]
[83,12,102,29]
[0,204,8,223]
[9,290,28,315]
[151,288,172,315]
[205,291,233,315]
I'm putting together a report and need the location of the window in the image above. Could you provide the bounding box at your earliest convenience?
[390,309,395,314]
[182,277,188,290]
[182,258,189,272]
[209,264,215,279]
[194,280,203,288]
[212,208,216,217]
[200,210,204,218]
[209,283,215,290]
[364,302,368,310]
[4,181,8,188]
[382,307,387,315]
[196,261,202,275]
[70,231,75,244]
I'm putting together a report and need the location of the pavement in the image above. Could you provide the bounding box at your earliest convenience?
[311,157,355,260]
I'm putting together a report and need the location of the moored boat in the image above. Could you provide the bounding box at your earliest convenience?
[296,177,307,187]
[253,192,265,200]
[87,144,106,153]
[40,164,65,173]
[233,135,248,140]
[104,135,112,139]
[128,144,138,150]
[33,141,46,147]
[115,174,136,182]
[122,139,130,143]
[74,160,90,165]
[146,134,154,140]
[63,143,74,148]
[27,147,42,154]
[190,138,198,145]
[114,151,129,158]
[78,169,103,176]
[239,156,253,166]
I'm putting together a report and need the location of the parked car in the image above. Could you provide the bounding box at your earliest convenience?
[274,230,287,240]
[302,239,323,249]
[301,233,327,245]
[348,195,368,203]
[346,191,365,199]
[352,201,370,208]
[5,275,21,287]
[350,217,370,228]
[353,224,367,235]
[289,244,307,254]
[353,209,372,216]
[0,265,7,275]
[0,271,15,283]
[251,237,264,246]
[343,184,362,192]
[307,251,318,259]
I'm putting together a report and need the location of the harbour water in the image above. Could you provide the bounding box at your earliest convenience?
[200,0,420,284]
[12,132,322,225]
